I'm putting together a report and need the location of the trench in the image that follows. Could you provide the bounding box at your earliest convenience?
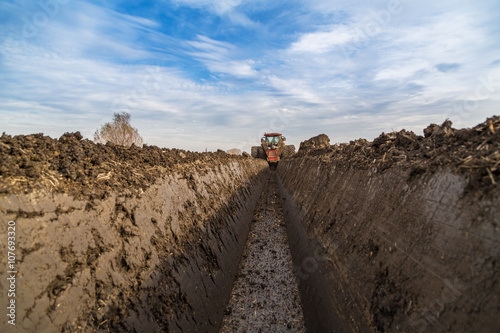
[219,172,305,332]
[1,150,499,332]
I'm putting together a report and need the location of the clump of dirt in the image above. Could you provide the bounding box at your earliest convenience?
[298,133,330,153]
[293,116,500,189]
[0,132,247,198]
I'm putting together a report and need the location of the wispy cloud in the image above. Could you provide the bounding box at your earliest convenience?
[289,26,358,54]
[172,0,242,15]
[170,0,259,28]
[1,0,499,151]
[187,35,258,78]
[435,63,461,73]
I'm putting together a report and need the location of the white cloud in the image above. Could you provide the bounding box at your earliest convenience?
[172,0,242,14]
[289,26,358,54]
[188,35,235,59]
[267,75,325,105]
[212,60,258,77]
[280,0,500,122]
[188,35,258,78]
[374,59,431,81]
[170,0,259,27]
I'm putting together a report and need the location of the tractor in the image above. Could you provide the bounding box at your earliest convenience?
[251,133,295,169]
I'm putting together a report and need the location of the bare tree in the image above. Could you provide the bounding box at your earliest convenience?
[94,112,143,147]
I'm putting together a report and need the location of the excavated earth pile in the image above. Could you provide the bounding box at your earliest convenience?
[0,133,268,332]
[278,117,500,332]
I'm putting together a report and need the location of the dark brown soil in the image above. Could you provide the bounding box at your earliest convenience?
[298,133,330,151]
[0,132,250,198]
[220,173,305,333]
[296,116,500,190]
[278,116,500,332]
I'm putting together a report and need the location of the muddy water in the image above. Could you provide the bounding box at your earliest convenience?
[220,172,306,333]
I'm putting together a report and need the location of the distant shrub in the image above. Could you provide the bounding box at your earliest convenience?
[227,148,242,155]
[94,112,143,147]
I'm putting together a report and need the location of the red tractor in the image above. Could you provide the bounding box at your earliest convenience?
[251,133,295,169]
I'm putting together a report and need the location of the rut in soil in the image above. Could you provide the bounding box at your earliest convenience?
[219,172,305,332]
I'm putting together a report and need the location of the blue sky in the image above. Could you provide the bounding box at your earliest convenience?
[1,0,499,152]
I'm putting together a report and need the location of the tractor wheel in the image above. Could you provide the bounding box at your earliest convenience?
[283,145,296,158]
[251,146,260,158]
[258,146,266,159]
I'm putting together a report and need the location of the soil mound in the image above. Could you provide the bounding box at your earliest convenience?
[295,116,500,189]
[0,132,247,198]
[298,133,330,153]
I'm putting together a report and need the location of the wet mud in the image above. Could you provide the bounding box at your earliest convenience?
[220,172,305,333]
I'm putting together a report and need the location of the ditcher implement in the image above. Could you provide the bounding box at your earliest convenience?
[251,133,295,169]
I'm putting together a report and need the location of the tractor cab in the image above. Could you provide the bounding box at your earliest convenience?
[262,133,285,149]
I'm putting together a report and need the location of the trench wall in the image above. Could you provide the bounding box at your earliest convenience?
[0,159,268,333]
[278,157,500,332]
